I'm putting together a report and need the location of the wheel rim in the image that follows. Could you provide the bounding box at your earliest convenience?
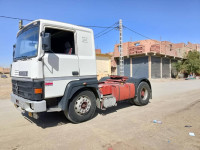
[74,95,91,115]
[140,87,148,100]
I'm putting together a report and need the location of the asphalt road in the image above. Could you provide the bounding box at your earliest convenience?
[0,79,200,150]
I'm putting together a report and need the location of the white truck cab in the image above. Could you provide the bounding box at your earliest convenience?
[11,19,99,122]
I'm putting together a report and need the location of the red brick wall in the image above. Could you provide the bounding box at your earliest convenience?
[95,49,101,54]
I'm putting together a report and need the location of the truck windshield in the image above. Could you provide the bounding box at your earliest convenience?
[14,26,39,60]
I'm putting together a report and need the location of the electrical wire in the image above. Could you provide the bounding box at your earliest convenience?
[94,22,118,37]
[79,25,116,29]
[123,25,173,50]
[95,27,116,39]
[123,25,182,54]
[123,25,153,40]
[0,15,118,30]
[0,15,33,21]
[0,15,168,46]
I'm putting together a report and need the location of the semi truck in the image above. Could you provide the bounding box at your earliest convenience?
[11,19,152,123]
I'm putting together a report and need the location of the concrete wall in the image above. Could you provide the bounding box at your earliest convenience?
[96,54,111,80]
[0,67,10,74]
[111,40,199,78]
[115,55,175,79]
[112,40,199,61]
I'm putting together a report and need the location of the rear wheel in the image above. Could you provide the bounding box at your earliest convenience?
[64,90,96,123]
[131,82,150,106]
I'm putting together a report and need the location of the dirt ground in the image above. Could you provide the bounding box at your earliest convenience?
[0,79,200,150]
[0,76,11,99]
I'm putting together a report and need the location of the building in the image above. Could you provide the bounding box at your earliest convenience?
[111,40,199,79]
[0,67,10,74]
[96,49,111,80]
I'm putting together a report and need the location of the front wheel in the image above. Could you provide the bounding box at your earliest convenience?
[64,90,96,123]
[131,82,151,106]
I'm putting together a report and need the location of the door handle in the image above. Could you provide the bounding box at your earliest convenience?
[72,71,79,76]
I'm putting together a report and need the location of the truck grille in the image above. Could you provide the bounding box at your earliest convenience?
[12,79,44,101]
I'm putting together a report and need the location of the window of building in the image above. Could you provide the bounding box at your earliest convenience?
[45,28,75,55]
[135,43,140,46]
[169,44,172,51]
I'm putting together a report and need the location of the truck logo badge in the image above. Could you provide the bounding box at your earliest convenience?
[19,71,28,76]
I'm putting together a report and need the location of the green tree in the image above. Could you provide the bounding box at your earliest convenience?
[183,51,200,75]
[172,60,184,78]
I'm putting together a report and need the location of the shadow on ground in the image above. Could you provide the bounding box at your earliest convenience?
[22,111,70,129]
[22,101,134,129]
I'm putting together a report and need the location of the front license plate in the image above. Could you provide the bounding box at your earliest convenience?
[28,112,33,117]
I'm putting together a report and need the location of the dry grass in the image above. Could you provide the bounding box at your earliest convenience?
[0,75,11,99]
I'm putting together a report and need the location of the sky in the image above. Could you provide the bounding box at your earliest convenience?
[0,0,200,67]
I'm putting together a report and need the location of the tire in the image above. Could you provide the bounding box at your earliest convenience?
[129,98,136,105]
[64,90,96,123]
[132,82,151,106]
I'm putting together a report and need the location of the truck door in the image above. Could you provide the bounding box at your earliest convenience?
[43,27,79,98]
[76,30,97,76]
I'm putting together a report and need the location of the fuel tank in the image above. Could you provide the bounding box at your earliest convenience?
[112,83,135,101]
[99,76,135,101]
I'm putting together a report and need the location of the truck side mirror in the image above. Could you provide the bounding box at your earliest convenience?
[42,32,51,51]
[13,44,16,57]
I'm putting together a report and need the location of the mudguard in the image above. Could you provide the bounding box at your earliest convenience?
[58,78,99,111]
[126,77,152,98]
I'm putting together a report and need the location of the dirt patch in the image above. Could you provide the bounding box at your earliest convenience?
[0,76,11,99]
[0,79,200,150]
[147,99,200,150]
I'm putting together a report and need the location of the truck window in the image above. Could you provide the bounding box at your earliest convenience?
[45,28,75,55]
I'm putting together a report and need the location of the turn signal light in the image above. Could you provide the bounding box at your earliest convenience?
[34,88,42,94]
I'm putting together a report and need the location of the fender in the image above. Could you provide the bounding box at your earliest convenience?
[127,77,152,99]
[58,78,99,111]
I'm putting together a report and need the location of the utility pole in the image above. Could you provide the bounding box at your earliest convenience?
[19,20,23,30]
[119,19,124,76]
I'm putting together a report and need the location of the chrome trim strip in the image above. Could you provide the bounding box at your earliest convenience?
[11,77,34,81]
[11,75,97,82]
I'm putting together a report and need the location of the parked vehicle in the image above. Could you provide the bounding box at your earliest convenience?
[11,19,152,123]
[1,74,7,78]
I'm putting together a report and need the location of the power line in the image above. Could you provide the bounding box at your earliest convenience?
[123,25,163,46]
[124,25,178,48]
[0,15,117,29]
[123,25,175,52]
[94,22,118,37]
[123,25,153,40]
[124,25,169,45]
[95,27,116,39]
[124,25,198,56]
[79,25,116,29]
[0,15,33,21]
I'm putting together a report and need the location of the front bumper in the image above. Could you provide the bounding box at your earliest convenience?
[11,93,46,112]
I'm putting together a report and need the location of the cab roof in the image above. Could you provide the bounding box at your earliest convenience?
[18,19,93,33]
